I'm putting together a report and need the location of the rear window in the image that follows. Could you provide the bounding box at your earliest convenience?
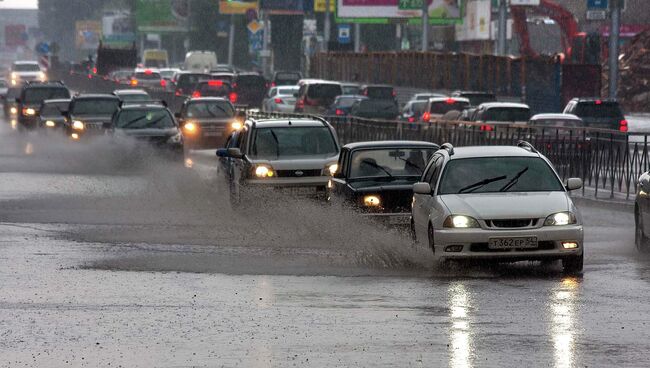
[23,87,70,104]
[212,74,233,83]
[531,119,581,128]
[197,82,232,96]
[40,102,69,117]
[307,84,342,99]
[13,63,40,72]
[336,97,362,108]
[119,93,151,102]
[72,99,119,115]
[235,75,266,88]
[408,101,427,114]
[356,100,397,114]
[365,87,394,100]
[430,100,470,114]
[177,74,210,89]
[278,87,298,96]
[482,107,531,122]
[135,72,161,80]
[575,102,624,118]
[186,101,235,119]
[342,85,361,95]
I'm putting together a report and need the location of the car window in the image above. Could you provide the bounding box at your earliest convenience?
[575,102,624,118]
[23,88,70,104]
[177,74,210,89]
[422,155,442,183]
[251,127,337,158]
[197,82,232,96]
[482,107,531,122]
[365,87,394,100]
[115,109,174,129]
[40,102,69,116]
[185,101,234,118]
[278,87,298,96]
[13,63,40,72]
[430,100,470,114]
[307,84,342,99]
[438,157,564,195]
[72,99,119,115]
[120,93,151,102]
[349,148,436,179]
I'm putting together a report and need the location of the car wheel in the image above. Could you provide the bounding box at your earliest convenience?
[635,209,650,253]
[562,253,583,274]
[428,224,435,254]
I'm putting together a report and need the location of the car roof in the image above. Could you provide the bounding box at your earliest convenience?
[429,97,470,103]
[73,94,120,100]
[298,79,341,86]
[344,141,440,150]
[119,103,167,110]
[453,90,495,95]
[187,97,230,103]
[571,97,618,103]
[361,84,393,88]
[14,61,38,65]
[530,113,582,121]
[251,118,330,128]
[478,102,530,109]
[337,94,366,99]
[449,146,540,159]
[23,82,66,88]
[42,98,71,104]
[113,89,149,95]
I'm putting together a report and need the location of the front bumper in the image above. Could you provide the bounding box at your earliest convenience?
[244,176,329,199]
[362,212,411,226]
[433,225,584,261]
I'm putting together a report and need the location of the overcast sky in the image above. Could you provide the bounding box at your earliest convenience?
[0,0,38,8]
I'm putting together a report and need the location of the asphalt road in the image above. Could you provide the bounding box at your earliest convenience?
[1,120,649,368]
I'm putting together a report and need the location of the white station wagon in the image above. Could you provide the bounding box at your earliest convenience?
[411,142,584,273]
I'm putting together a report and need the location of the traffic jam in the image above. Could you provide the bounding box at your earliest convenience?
[3,0,650,366]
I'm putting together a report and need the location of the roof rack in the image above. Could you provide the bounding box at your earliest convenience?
[119,100,167,108]
[25,80,65,86]
[517,140,538,153]
[306,114,330,127]
[440,143,454,156]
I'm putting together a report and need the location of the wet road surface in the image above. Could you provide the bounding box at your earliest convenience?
[1,121,649,367]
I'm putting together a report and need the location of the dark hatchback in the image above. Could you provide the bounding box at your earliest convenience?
[177,97,240,149]
[174,72,211,97]
[325,95,367,117]
[563,98,627,132]
[350,99,399,120]
[328,141,439,225]
[191,80,235,103]
[111,103,184,162]
[232,73,267,108]
[38,98,70,131]
[17,82,70,130]
[65,94,121,140]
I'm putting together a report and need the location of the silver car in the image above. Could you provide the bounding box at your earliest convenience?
[262,86,299,113]
[411,142,584,273]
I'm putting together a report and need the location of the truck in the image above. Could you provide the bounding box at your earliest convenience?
[143,49,169,68]
[95,41,138,77]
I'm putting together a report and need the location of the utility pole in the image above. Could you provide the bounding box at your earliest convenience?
[497,0,507,56]
[609,0,621,98]
[421,0,428,51]
[227,14,235,66]
[354,23,361,52]
[324,0,331,51]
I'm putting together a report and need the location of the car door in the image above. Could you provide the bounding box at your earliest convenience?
[231,127,250,191]
[413,154,442,234]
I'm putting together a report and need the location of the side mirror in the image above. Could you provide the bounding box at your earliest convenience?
[227,147,243,159]
[216,148,228,157]
[413,182,432,195]
[565,178,583,191]
[639,174,650,192]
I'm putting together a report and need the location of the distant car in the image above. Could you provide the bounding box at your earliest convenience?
[211,64,235,74]
[328,141,439,226]
[0,79,8,97]
[111,102,184,162]
[3,87,20,119]
[451,91,497,107]
[295,79,343,115]
[342,83,361,96]
[325,95,367,117]
[271,71,302,86]
[232,73,267,108]
[636,172,650,253]
[350,99,399,120]
[210,72,234,85]
[401,100,428,122]
[177,97,240,149]
[130,69,166,89]
[16,81,71,131]
[159,68,181,81]
[191,80,235,103]
[410,92,447,102]
[262,86,299,113]
[108,70,134,85]
[563,98,627,132]
[421,97,471,123]
[361,84,397,103]
[411,142,584,273]
[216,117,340,204]
[471,102,531,130]
[37,98,70,131]
[65,94,121,140]
[112,89,152,103]
[173,72,211,97]
[10,61,46,86]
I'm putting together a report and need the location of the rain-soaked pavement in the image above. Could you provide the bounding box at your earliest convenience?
[0,120,649,368]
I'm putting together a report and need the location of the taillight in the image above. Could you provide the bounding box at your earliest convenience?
[192,91,201,98]
[422,112,431,122]
[620,119,628,132]
[229,92,238,104]
[274,98,283,104]
[160,79,167,87]
[392,90,397,97]
[130,79,138,86]
[480,124,493,132]
[408,117,415,123]
[92,67,97,74]
[335,109,344,116]
[445,98,456,104]
[87,74,92,79]
[271,82,276,87]
[297,98,305,109]
[175,89,182,96]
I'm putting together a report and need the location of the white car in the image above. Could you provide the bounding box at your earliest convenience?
[262,86,299,113]
[10,61,46,86]
[411,142,584,273]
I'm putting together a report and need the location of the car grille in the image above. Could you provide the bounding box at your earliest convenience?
[485,219,538,228]
[200,124,226,132]
[469,241,555,252]
[275,169,322,178]
[84,122,106,131]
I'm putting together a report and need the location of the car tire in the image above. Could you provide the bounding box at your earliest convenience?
[635,209,650,253]
[562,253,583,274]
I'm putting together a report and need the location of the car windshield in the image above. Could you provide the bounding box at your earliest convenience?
[350,148,437,179]
[72,99,119,115]
[308,84,342,99]
[13,63,40,72]
[40,102,69,117]
[186,101,234,118]
[251,127,337,158]
[483,107,531,122]
[119,93,151,102]
[115,109,174,129]
[430,101,470,114]
[365,87,394,99]
[159,70,176,79]
[23,88,70,104]
[342,85,361,95]
[438,157,564,194]
[212,74,233,83]
[576,103,623,118]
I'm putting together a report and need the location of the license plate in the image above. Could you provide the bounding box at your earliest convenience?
[488,237,538,249]
[287,187,316,195]
[204,131,222,137]
[389,216,410,225]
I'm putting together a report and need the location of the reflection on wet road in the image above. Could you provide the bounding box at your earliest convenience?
[1,121,649,367]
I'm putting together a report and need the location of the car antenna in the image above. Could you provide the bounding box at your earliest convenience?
[288,119,292,125]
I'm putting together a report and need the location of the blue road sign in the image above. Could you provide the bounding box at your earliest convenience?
[338,24,351,44]
[587,0,608,9]
[36,42,50,54]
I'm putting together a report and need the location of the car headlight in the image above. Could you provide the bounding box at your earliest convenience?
[231,121,242,130]
[22,108,36,116]
[443,215,480,228]
[168,132,183,144]
[363,195,381,207]
[10,107,17,115]
[254,165,275,178]
[39,72,46,81]
[544,212,576,226]
[11,72,17,79]
[183,122,198,134]
[45,120,56,127]
[326,163,338,176]
[72,120,85,130]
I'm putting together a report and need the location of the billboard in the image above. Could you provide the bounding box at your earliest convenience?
[314,0,336,12]
[219,0,259,15]
[136,0,189,32]
[455,0,490,41]
[102,11,136,46]
[75,21,102,50]
[337,0,463,24]
[5,24,27,48]
[260,0,306,14]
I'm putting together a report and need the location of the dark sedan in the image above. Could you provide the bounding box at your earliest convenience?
[328,141,439,226]
[38,98,70,131]
[177,97,241,149]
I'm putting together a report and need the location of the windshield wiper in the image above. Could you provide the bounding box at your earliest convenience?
[398,157,423,175]
[499,167,529,192]
[120,115,148,129]
[207,104,230,117]
[270,129,280,158]
[458,175,507,194]
[361,159,394,179]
